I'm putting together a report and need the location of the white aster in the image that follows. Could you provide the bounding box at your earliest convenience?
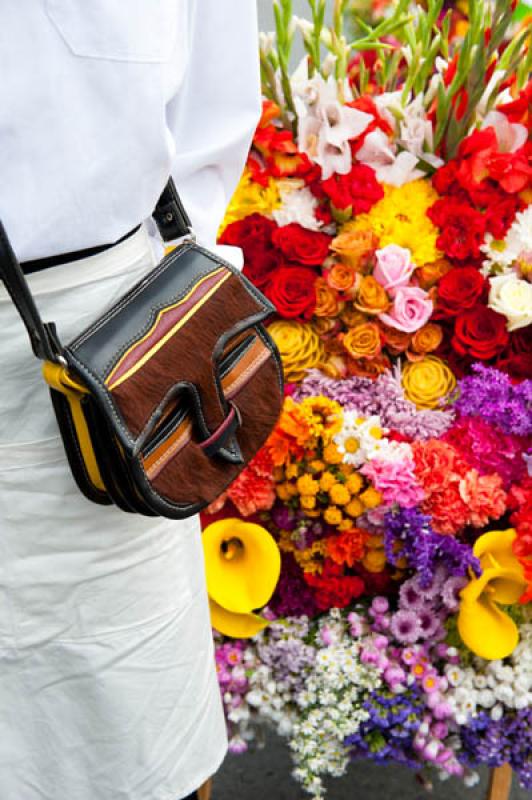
[481,206,532,275]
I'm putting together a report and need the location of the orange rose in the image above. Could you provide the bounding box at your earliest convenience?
[326,262,359,297]
[379,323,412,355]
[411,323,443,354]
[313,317,340,336]
[314,277,342,317]
[340,304,367,328]
[330,230,378,270]
[417,258,452,290]
[354,276,390,315]
[342,322,382,359]
[347,353,391,379]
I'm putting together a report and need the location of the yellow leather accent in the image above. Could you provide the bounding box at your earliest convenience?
[42,362,106,492]
[106,268,230,390]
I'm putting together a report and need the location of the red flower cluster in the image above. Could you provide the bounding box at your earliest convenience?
[412,439,507,535]
[509,477,532,604]
[320,163,384,214]
[220,214,333,320]
[303,560,365,611]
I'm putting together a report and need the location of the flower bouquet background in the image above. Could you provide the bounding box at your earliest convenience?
[202,1,532,796]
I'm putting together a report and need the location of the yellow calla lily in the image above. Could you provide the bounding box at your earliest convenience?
[458,529,526,660]
[202,518,281,638]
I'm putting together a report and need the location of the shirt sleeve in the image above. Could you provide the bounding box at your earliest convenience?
[165,0,261,253]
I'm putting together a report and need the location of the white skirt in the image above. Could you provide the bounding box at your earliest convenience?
[0,226,227,800]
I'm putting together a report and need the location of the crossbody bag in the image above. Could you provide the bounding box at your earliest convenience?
[0,179,284,519]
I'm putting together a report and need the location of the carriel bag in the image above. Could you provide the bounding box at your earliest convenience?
[0,179,284,519]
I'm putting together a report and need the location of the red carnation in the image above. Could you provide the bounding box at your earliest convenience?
[434,266,487,318]
[304,560,365,611]
[321,163,384,214]
[452,305,509,360]
[427,198,486,261]
[271,223,332,266]
[264,265,317,320]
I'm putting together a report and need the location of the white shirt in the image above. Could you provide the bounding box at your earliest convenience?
[0,0,261,261]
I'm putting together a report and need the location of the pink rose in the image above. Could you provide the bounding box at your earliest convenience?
[378,286,433,332]
[373,244,415,295]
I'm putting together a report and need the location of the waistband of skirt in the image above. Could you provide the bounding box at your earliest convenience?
[0,223,156,303]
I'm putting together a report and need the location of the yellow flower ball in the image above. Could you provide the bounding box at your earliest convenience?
[310,459,326,472]
[268,320,325,383]
[346,473,364,494]
[324,506,343,526]
[285,463,299,480]
[402,355,456,410]
[323,442,344,465]
[366,534,385,549]
[345,498,365,518]
[329,483,351,506]
[359,487,383,509]
[319,472,337,491]
[363,549,387,573]
[296,475,320,496]
[300,495,317,511]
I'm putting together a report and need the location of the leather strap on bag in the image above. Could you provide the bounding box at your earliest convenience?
[0,177,191,362]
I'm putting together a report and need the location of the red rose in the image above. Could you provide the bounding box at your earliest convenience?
[321,163,384,214]
[434,266,487,318]
[496,325,532,379]
[219,214,280,289]
[271,223,332,266]
[219,213,277,261]
[427,198,486,261]
[452,305,509,360]
[264,265,317,320]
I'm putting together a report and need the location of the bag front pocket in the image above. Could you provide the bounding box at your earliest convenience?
[45,0,179,63]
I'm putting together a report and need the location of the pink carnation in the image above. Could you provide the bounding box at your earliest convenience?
[459,470,507,528]
[362,458,424,508]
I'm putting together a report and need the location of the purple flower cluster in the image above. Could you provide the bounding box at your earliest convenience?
[454,364,532,437]
[294,369,454,440]
[256,617,316,696]
[345,688,424,769]
[215,640,251,753]
[268,552,319,618]
[383,507,480,588]
[459,709,532,789]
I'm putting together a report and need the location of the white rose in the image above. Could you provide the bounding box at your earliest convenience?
[488,274,532,331]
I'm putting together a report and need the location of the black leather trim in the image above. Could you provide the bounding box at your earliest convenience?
[49,389,112,506]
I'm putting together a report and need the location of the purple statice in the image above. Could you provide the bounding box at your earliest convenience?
[345,687,424,769]
[453,364,532,437]
[268,553,319,618]
[270,501,298,531]
[459,709,532,789]
[294,368,455,440]
[256,617,316,697]
[383,507,480,588]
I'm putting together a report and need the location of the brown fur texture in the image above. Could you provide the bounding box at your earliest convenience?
[112,274,267,438]
[150,351,282,505]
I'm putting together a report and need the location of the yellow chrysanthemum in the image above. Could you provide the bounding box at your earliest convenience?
[219,169,280,234]
[319,471,337,491]
[296,475,320,496]
[323,442,344,465]
[329,483,351,506]
[310,459,326,472]
[363,549,387,573]
[346,473,364,495]
[300,495,317,511]
[360,487,383,509]
[268,320,325,383]
[285,463,300,480]
[324,506,343,526]
[299,396,343,443]
[346,497,365,518]
[346,180,442,266]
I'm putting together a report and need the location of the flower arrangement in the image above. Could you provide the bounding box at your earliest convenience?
[202,1,532,795]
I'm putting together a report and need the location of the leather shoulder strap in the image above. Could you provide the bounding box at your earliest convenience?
[0,176,192,361]
[0,220,57,360]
